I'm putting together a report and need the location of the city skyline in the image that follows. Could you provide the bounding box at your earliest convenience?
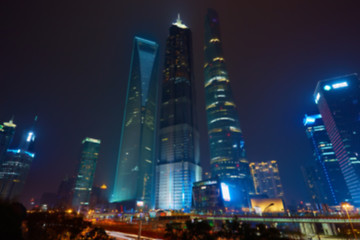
[2,1,360,206]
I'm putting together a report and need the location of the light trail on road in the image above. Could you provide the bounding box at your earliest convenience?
[106,230,163,240]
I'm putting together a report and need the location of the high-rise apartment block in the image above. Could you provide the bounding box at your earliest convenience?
[314,73,360,206]
[249,161,284,199]
[72,137,100,210]
[204,9,253,208]
[156,16,201,210]
[111,37,159,209]
[303,114,350,206]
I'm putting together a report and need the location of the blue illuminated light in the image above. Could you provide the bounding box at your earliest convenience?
[332,81,348,89]
[304,117,315,125]
[303,114,321,126]
[7,149,35,158]
[221,183,231,202]
[27,132,34,142]
[323,85,331,91]
[7,149,21,154]
[315,93,320,104]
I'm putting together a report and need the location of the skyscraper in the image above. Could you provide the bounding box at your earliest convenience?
[157,16,201,210]
[111,37,159,209]
[0,118,16,165]
[72,137,100,210]
[0,119,36,200]
[303,114,350,206]
[204,9,253,208]
[249,161,284,199]
[314,73,360,206]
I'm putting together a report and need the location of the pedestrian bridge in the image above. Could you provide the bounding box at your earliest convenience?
[195,214,360,224]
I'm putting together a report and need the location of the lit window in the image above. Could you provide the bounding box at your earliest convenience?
[210,38,220,43]
[213,57,224,62]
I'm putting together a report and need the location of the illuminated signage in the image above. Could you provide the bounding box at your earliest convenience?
[332,81,348,89]
[136,201,144,207]
[27,132,34,142]
[221,183,231,202]
[315,92,320,104]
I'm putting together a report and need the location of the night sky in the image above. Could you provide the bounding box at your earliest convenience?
[2,0,360,207]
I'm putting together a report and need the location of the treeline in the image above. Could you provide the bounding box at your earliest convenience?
[0,201,114,240]
[164,217,301,240]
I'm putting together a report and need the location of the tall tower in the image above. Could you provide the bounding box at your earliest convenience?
[111,37,159,209]
[303,114,351,206]
[72,137,100,210]
[204,9,253,208]
[156,16,201,210]
[314,73,360,206]
[0,118,16,165]
[0,117,36,200]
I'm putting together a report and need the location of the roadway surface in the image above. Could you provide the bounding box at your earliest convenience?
[106,230,162,240]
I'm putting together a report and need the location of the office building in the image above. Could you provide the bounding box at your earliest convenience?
[72,137,100,210]
[303,114,351,206]
[56,176,75,209]
[0,149,35,200]
[249,161,284,199]
[157,16,201,210]
[314,74,360,206]
[301,165,331,209]
[192,179,224,212]
[0,119,36,201]
[204,8,253,208]
[0,118,16,165]
[111,37,159,209]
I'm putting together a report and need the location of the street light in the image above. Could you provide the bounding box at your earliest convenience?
[341,203,357,240]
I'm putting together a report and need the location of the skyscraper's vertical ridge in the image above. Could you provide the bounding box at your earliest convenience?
[156,16,201,210]
[204,9,253,208]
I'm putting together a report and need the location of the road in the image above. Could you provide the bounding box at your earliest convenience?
[106,230,163,240]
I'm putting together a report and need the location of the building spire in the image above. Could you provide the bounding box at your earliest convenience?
[173,13,188,29]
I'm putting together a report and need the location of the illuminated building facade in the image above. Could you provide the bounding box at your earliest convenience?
[157,16,201,210]
[0,119,16,165]
[250,198,285,213]
[72,137,100,210]
[303,114,351,206]
[0,119,36,200]
[249,161,284,199]
[0,150,34,200]
[111,37,159,209]
[204,9,253,208]
[314,73,360,206]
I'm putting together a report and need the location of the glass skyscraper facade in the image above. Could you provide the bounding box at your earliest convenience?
[204,9,253,208]
[314,73,360,206]
[249,160,284,199]
[0,119,16,165]
[303,114,350,206]
[72,137,100,210]
[157,16,201,210]
[0,120,36,201]
[111,37,159,209]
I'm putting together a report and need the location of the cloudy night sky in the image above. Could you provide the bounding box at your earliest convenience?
[1,0,360,206]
